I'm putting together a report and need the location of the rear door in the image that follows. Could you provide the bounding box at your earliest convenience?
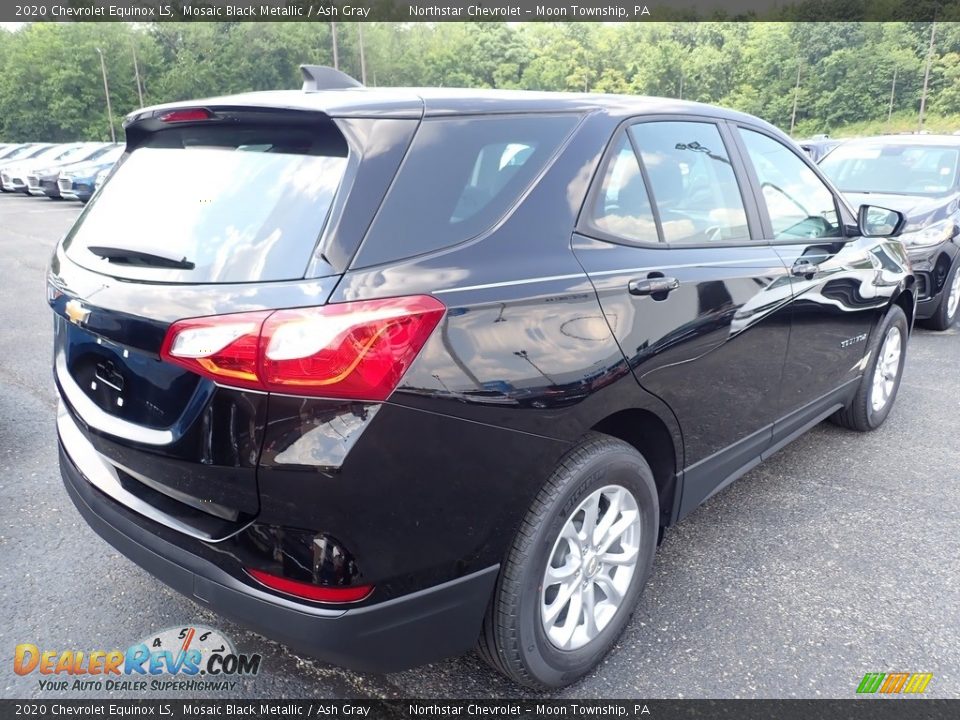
[573,117,795,517]
[731,125,888,427]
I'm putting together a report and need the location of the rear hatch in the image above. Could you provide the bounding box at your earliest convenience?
[50,110,358,536]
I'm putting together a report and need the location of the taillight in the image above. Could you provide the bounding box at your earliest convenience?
[159,108,215,123]
[246,568,373,604]
[159,296,445,401]
[159,311,271,391]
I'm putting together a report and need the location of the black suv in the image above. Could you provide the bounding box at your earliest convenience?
[50,67,915,689]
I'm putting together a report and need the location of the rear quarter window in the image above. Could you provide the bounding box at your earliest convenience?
[353,114,579,268]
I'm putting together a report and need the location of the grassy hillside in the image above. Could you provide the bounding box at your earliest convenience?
[794,111,960,139]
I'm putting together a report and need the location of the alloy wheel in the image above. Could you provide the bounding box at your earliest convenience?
[541,484,642,651]
[946,268,960,322]
[871,326,902,413]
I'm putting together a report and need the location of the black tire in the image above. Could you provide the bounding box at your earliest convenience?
[831,304,908,432]
[922,260,960,331]
[477,432,659,690]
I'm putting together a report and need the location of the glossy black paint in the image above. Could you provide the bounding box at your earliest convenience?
[818,135,960,320]
[50,87,915,671]
[843,189,960,319]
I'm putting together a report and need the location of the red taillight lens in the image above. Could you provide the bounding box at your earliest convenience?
[159,296,445,401]
[159,311,271,391]
[159,108,215,123]
[246,568,373,603]
[260,296,445,400]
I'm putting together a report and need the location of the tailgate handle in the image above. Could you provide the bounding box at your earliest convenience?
[628,277,680,297]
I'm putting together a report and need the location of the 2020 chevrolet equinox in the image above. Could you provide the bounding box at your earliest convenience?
[49,66,916,689]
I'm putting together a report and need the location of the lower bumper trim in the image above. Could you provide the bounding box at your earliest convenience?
[59,440,499,673]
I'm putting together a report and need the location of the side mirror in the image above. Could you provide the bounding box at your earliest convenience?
[858,204,906,238]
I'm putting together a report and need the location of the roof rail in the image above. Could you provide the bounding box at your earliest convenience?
[300,65,363,92]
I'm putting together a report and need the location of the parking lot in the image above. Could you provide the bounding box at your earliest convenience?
[1,191,958,700]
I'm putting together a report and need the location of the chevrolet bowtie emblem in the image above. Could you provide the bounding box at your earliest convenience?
[65,299,91,326]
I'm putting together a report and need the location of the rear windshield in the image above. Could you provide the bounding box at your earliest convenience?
[353,114,579,268]
[63,123,348,284]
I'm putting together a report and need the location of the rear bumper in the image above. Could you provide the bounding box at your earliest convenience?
[60,182,92,201]
[39,179,60,197]
[58,178,90,200]
[27,176,48,195]
[59,434,499,673]
[1,174,25,191]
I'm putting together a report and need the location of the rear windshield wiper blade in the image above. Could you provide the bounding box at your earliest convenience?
[87,245,195,270]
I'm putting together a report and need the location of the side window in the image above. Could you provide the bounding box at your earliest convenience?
[589,134,658,244]
[456,141,535,222]
[738,128,841,240]
[629,121,750,244]
[357,115,578,268]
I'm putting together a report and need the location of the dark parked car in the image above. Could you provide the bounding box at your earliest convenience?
[820,135,960,330]
[56,145,125,202]
[49,67,916,690]
[798,137,844,162]
[27,143,115,198]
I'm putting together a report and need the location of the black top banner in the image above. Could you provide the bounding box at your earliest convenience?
[2,0,959,23]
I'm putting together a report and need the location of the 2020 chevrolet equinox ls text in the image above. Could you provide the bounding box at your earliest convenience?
[49,66,916,689]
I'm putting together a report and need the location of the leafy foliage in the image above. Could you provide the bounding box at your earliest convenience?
[0,21,957,141]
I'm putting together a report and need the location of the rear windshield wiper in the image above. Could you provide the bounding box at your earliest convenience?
[87,245,195,270]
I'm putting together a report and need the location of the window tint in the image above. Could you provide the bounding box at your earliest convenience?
[738,129,841,240]
[356,115,578,268]
[64,123,349,284]
[589,134,658,243]
[629,121,750,244]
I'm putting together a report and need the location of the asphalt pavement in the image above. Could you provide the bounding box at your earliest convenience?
[1,192,957,699]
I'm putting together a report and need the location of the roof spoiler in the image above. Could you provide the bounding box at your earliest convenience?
[300,65,363,92]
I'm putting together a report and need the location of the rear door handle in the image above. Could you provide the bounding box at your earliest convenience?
[628,277,680,296]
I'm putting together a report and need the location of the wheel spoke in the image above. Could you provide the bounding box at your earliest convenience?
[543,579,578,626]
[556,587,583,648]
[582,582,598,639]
[595,572,623,605]
[601,545,639,567]
[598,510,639,554]
[593,488,622,546]
[545,558,580,584]
[581,493,601,542]
[560,521,582,545]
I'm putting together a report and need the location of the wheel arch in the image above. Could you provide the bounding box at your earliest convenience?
[591,408,681,530]
[892,284,916,333]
